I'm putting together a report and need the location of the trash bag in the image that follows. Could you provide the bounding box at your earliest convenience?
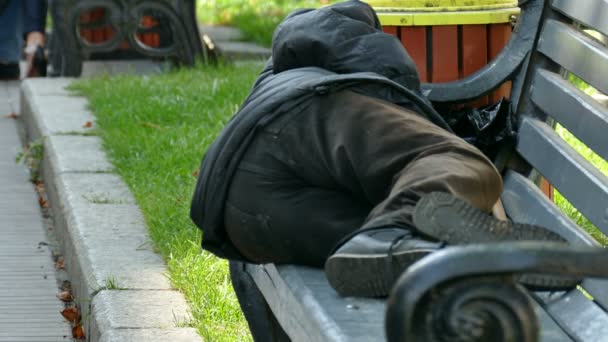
[443,98,517,160]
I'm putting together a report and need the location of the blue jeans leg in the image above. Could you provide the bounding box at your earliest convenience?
[0,0,23,63]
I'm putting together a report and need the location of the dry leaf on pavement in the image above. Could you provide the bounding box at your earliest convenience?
[83,121,93,128]
[57,291,73,302]
[55,258,65,270]
[61,306,80,323]
[38,196,49,208]
[5,112,18,119]
[72,324,86,339]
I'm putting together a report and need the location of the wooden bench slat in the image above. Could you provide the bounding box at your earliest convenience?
[581,279,608,312]
[502,172,608,311]
[517,117,608,236]
[501,171,598,246]
[542,290,608,341]
[531,69,608,162]
[537,19,608,95]
[552,0,608,37]
[534,298,574,342]
[247,264,385,342]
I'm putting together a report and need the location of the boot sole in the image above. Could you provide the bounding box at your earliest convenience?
[413,192,580,290]
[325,249,434,297]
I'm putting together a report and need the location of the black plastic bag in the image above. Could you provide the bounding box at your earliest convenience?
[443,98,517,159]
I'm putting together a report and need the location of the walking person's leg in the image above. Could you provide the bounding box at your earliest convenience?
[0,0,23,80]
[22,0,47,77]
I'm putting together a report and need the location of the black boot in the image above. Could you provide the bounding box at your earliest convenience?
[413,192,579,290]
[326,192,578,298]
[325,228,440,297]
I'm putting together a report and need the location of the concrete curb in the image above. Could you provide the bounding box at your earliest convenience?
[20,78,202,342]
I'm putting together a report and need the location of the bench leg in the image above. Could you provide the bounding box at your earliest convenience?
[229,261,291,342]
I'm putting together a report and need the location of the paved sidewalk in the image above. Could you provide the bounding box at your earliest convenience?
[0,81,71,341]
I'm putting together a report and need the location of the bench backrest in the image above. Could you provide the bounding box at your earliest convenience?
[501,0,608,340]
[421,0,608,339]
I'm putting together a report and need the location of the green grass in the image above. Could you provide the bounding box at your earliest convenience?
[70,62,263,341]
[197,0,337,47]
[554,124,608,245]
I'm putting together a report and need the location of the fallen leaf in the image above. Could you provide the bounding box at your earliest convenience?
[83,121,93,128]
[34,180,45,192]
[5,112,18,119]
[57,291,73,302]
[72,324,85,339]
[61,280,72,292]
[55,258,65,270]
[141,121,162,130]
[192,169,199,178]
[61,306,80,323]
[38,196,49,208]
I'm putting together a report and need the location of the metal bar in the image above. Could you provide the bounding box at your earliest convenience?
[517,117,608,236]
[552,0,608,37]
[537,19,608,95]
[531,69,608,162]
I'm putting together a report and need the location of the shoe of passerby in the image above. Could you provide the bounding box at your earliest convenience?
[0,62,19,80]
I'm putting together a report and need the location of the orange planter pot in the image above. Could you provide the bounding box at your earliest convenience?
[381,23,513,107]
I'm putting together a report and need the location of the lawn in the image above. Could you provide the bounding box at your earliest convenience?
[70,62,608,341]
[71,62,263,341]
[196,0,337,46]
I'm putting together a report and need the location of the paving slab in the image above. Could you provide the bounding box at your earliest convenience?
[80,60,165,78]
[219,41,271,60]
[99,328,202,342]
[20,78,202,341]
[0,82,72,341]
[200,25,243,42]
[20,91,95,139]
[45,136,114,174]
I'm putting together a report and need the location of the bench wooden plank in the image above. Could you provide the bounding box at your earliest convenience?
[502,171,608,312]
[531,69,608,161]
[581,279,608,311]
[501,170,599,246]
[517,117,608,235]
[552,0,608,37]
[543,290,608,341]
[246,264,385,342]
[534,299,574,342]
[537,19,608,95]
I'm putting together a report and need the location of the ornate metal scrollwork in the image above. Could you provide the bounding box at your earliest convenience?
[49,0,213,76]
[386,242,608,342]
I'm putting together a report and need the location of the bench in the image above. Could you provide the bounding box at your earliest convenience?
[231,0,608,340]
[48,0,214,77]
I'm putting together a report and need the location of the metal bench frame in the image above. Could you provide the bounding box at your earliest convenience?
[48,0,208,77]
[232,0,608,340]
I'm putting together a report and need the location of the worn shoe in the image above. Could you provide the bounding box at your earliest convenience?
[413,192,580,290]
[0,63,19,80]
[25,45,47,78]
[325,228,441,297]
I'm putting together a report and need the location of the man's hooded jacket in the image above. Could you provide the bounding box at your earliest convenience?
[190,0,451,260]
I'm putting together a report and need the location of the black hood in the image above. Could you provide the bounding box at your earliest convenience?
[272,0,422,93]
